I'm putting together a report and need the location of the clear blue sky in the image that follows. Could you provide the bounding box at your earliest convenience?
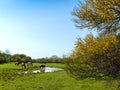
[0,0,97,59]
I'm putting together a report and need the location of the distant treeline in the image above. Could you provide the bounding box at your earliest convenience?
[0,52,69,64]
[33,57,69,63]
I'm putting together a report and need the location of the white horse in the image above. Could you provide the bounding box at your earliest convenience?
[21,62,26,69]
[27,62,33,68]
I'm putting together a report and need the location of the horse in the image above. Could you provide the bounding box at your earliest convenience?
[27,61,33,68]
[15,61,20,66]
[21,62,26,69]
[40,65,45,72]
[40,65,45,69]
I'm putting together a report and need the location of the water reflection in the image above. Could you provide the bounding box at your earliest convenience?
[23,67,63,74]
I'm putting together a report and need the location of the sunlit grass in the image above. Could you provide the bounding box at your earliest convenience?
[0,63,118,90]
[1,70,113,90]
[0,63,21,69]
[0,62,65,69]
[43,63,65,68]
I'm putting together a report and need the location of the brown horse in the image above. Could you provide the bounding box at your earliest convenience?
[15,61,20,66]
[21,62,26,69]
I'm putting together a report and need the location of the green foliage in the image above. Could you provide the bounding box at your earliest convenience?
[66,57,99,79]
[0,51,33,64]
[34,56,68,63]
[0,51,10,63]
[11,54,32,63]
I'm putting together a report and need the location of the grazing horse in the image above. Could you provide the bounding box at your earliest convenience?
[21,62,26,69]
[40,65,45,69]
[15,61,20,66]
[40,65,45,72]
[27,62,33,68]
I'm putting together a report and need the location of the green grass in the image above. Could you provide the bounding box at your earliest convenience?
[0,63,119,90]
[0,63,64,70]
[0,63,21,69]
[42,63,65,68]
[0,62,64,67]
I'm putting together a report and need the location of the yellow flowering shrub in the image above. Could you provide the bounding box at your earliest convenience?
[73,0,120,33]
[68,34,120,78]
[71,34,118,59]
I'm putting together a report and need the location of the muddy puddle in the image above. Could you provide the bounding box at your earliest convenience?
[18,67,63,74]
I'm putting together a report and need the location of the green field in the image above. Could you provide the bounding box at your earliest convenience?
[0,63,118,90]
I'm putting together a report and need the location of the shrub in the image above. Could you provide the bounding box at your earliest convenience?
[66,34,120,79]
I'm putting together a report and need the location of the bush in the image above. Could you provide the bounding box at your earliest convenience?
[91,43,120,77]
[66,57,99,79]
[66,34,120,79]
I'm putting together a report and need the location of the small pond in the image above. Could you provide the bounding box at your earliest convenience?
[18,67,63,74]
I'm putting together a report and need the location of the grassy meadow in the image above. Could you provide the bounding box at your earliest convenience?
[0,63,118,90]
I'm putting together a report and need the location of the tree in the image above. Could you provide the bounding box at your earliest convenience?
[12,54,21,62]
[11,54,32,63]
[73,0,120,34]
[50,55,59,59]
[0,51,6,63]
[21,56,32,63]
[5,49,11,55]
[67,34,120,79]
[4,49,12,62]
[50,55,59,63]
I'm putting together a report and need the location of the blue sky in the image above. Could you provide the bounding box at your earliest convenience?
[0,0,97,59]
